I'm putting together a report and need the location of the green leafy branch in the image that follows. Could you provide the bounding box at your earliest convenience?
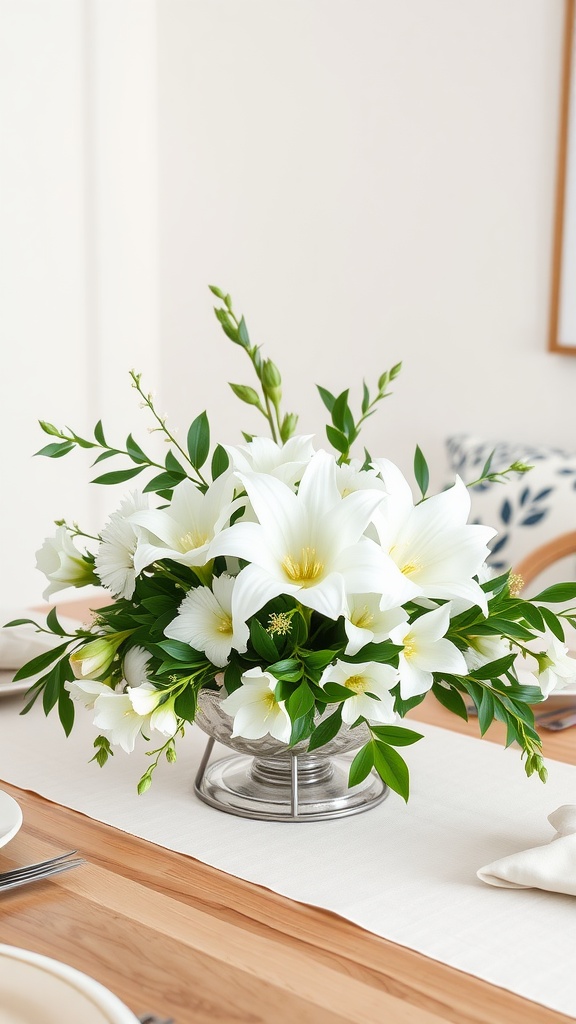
[35,381,228,498]
[317,363,402,464]
[465,451,533,489]
[210,286,297,444]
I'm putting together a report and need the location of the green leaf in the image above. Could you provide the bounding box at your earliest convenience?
[322,682,355,701]
[369,725,423,747]
[187,411,210,469]
[58,686,75,736]
[325,425,349,455]
[307,707,343,752]
[211,444,230,481]
[331,390,350,433]
[142,471,182,493]
[249,619,279,662]
[174,687,197,723]
[156,639,198,662]
[46,607,67,636]
[301,649,335,672]
[12,641,71,682]
[286,680,315,720]
[223,659,243,694]
[372,741,410,802]
[3,618,41,629]
[533,583,576,603]
[94,419,107,445]
[92,449,119,465]
[125,433,149,464]
[471,653,516,680]
[361,381,370,415]
[91,466,146,486]
[477,687,495,736]
[540,606,565,642]
[289,709,315,746]
[42,662,63,715]
[267,658,302,681]
[349,742,375,787]
[517,601,545,633]
[413,445,429,498]
[431,682,469,720]
[164,450,187,478]
[34,441,75,459]
[316,385,336,413]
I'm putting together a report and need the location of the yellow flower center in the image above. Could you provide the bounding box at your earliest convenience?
[403,636,417,659]
[263,691,278,711]
[179,529,209,552]
[351,606,374,629]
[282,547,324,585]
[399,561,421,577]
[345,674,369,694]
[216,614,233,636]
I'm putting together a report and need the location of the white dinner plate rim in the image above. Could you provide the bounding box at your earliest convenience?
[0,945,138,1023]
[0,791,23,849]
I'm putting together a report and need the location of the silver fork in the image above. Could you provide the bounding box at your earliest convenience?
[0,851,84,892]
[138,1016,175,1024]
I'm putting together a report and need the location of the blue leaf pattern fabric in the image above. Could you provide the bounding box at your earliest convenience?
[446,435,576,573]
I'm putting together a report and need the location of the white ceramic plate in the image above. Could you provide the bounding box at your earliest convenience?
[0,791,23,849]
[0,671,29,698]
[0,946,138,1024]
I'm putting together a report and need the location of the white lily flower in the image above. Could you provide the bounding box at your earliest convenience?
[164,574,249,667]
[335,459,387,498]
[36,526,94,600]
[123,645,152,687]
[464,635,511,673]
[344,594,408,656]
[95,492,150,599]
[130,474,243,576]
[127,682,179,734]
[65,678,111,709]
[372,460,496,613]
[526,635,576,697]
[220,667,292,742]
[91,693,149,753]
[319,660,398,725]
[225,434,315,488]
[389,605,467,699]
[210,450,417,627]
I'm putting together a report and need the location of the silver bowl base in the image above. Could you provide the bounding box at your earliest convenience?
[194,739,388,822]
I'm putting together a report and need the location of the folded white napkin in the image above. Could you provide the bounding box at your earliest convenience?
[477,805,576,896]
[0,607,80,672]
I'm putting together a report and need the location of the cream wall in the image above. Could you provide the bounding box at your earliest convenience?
[1,0,574,606]
[158,0,576,487]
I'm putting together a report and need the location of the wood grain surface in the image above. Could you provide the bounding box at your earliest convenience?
[1,600,574,1023]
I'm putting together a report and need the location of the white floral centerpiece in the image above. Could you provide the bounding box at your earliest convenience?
[8,287,576,802]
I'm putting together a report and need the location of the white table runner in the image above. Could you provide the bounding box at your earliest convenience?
[0,696,575,1018]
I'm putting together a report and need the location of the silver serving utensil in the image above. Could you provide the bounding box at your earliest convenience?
[0,851,84,891]
[138,1015,175,1023]
[537,711,576,731]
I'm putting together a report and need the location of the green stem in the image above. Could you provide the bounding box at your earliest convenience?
[130,372,209,488]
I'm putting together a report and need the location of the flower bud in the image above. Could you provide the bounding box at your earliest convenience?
[36,527,97,600]
[70,631,131,680]
[229,383,262,407]
[262,360,282,406]
[280,412,298,442]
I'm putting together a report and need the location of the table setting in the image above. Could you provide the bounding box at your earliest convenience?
[1,287,576,1024]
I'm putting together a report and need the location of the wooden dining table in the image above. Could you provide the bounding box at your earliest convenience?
[1,599,575,1024]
